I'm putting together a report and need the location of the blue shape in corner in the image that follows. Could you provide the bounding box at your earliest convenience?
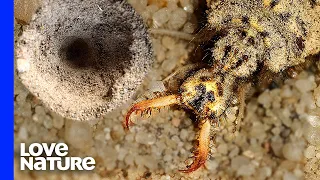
[0,0,14,179]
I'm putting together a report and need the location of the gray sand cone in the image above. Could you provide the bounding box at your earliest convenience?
[15,0,153,121]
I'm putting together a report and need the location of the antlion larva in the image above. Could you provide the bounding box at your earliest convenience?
[123,0,319,173]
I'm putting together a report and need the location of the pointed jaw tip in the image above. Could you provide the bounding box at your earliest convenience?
[178,157,206,173]
[179,119,211,173]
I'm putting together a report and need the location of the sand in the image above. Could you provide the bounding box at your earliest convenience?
[14,0,320,179]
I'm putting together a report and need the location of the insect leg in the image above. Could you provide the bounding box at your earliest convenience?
[149,28,197,41]
[123,95,180,130]
[179,119,211,173]
[235,83,251,132]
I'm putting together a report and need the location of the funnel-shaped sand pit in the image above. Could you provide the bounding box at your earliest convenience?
[16,0,153,121]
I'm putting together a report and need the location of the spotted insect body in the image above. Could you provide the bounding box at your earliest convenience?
[179,69,231,119]
[124,0,319,173]
[206,0,319,76]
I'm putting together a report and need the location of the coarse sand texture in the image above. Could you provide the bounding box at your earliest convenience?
[14,0,320,179]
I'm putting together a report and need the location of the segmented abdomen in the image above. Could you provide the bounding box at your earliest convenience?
[205,0,320,77]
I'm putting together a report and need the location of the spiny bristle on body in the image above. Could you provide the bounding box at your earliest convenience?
[123,95,180,130]
[123,0,319,173]
[179,119,211,173]
[123,68,237,172]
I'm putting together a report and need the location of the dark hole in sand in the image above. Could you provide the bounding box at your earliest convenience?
[64,38,93,68]
[59,22,134,72]
[55,22,136,103]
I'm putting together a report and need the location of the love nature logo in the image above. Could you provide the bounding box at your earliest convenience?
[20,143,95,171]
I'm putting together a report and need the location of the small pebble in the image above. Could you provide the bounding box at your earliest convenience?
[172,118,181,127]
[164,154,172,162]
[102,146,118,170]
[257,91,271,108]
[161,57,178,72]
[52,113,64,129]
[304,145,316,159]
[117,148,128,161]
[64,120,93,151]
[168,8,187,30]
[183,22,196,33]
[229,146,240,157]
[283,172,298,180]
[205,160,219,171]
[231,156,250,170]
[258,167,272,179]
[153,8,170,27]
[237,164,255,177]
[43,115,53,129]
[282,143,303,161]
[303,121,320,146]
[104,128,111,141]
[179,130,189,141]
[160,175,171,180]
[271,138,284,157]
[124,154,135,166]
[18,125,28,140]
[295,79,316,93]
[217,143,228,155]
[135,131,156,145]
[162,36,176,50]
